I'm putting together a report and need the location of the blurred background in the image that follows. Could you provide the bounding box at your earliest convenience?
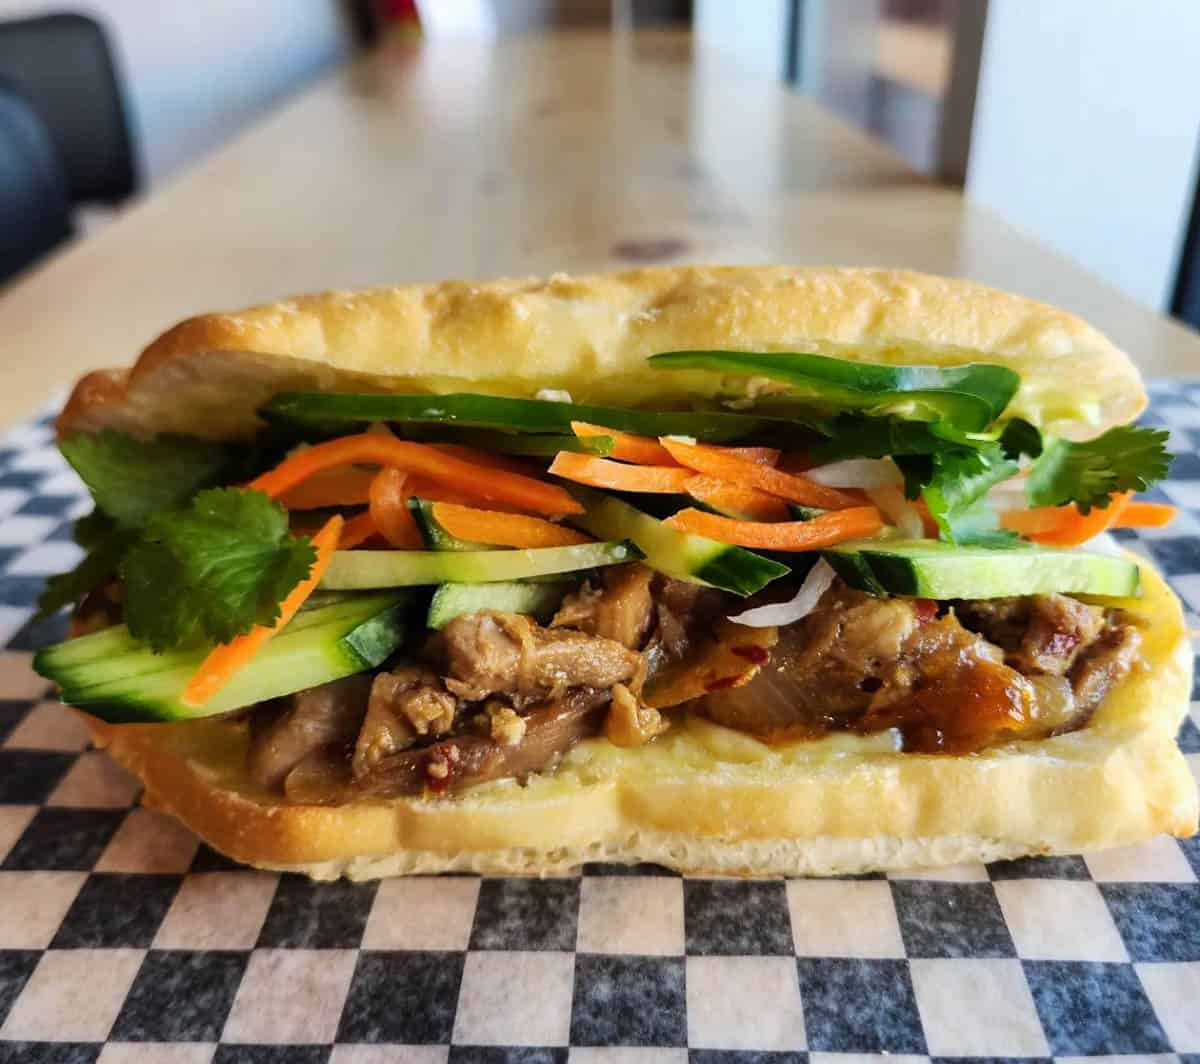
[0,0,1197,335]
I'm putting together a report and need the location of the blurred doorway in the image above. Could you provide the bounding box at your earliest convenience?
[788,0,985,180]
[695,0,985,183]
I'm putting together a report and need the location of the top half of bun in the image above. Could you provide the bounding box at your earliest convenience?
[57,266,1144,442]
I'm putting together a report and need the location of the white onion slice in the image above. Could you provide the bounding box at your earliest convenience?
[535,388,573,403]
[987,478,1029,507]
[805,458,901,489]
[1080,531,1127,558]
[728,558,837,628]
[868,484,925,539]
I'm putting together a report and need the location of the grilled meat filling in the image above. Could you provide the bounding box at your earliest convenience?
[438,610,642,704]
[242,565,1143,799]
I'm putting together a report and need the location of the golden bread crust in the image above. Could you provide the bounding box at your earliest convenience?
[57,266,1144,442]
[86,557,1197,879]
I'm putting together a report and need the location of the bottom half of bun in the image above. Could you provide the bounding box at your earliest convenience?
[85,560,1199,880]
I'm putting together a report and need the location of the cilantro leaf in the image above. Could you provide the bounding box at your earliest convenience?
[60,430,235,529]
[34,512,135,621]
[922,444,1019,546]
[998,418,1043,461]
[1026,426,1172,513]
[122,488,317,651]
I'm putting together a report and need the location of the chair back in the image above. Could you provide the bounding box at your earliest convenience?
[0,12,138,204]
[0,78,73,285]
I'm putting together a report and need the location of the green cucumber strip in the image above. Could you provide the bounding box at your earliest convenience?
[427,580,571,629]
[565,486,787,596]
[320,540,638,589]
[260,392,770,443]
[37,594,407,724]
[648,351,1019,431]
[408,498,487,552]
[821,550,886,595]
[35,595,385,685]
[823,539,1140,599]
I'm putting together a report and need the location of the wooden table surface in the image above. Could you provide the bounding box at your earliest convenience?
[2,29,1198,431]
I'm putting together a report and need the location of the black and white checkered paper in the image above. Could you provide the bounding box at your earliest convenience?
[0,384,1198,1063]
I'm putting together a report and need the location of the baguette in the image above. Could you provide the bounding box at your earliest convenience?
[59,266,1143,443]
[58,266,1194,877]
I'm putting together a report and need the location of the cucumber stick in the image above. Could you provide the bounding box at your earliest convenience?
[566,487,787,596]
[427,581,570,628]
[823,539,1141,599]
[320,540,638,589]
[35,593,407,724]
[408,498,485,551]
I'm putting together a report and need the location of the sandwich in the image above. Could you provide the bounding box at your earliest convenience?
[34,266,1198,879]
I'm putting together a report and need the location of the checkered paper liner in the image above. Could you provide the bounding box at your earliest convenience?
[0,385,1198,1064]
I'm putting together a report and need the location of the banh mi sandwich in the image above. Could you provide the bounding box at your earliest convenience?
[34,266,1197,879]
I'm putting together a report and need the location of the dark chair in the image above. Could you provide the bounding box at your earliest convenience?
[0,79,72,286]
[0,12,138,205]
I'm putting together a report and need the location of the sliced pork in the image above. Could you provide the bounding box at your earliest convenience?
[440,610,642,704]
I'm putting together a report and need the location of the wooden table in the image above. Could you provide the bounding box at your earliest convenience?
[2,29,1197,431]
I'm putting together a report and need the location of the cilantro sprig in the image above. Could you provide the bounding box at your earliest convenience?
[1025,426,1172,513]
[122,489,316,651]
[39,430,318,651]
[35,511,135,621]
[813,414,1172,546]
[60,430,236,529]
[916,443,1020,547]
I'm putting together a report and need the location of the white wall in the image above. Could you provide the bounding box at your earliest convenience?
[967,0,1200,311]
[694,0,791,79]
[0,0,353,184]
[694,0,881,128]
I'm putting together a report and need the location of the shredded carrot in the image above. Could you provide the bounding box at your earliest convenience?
[338,511,378,549]
[369,468,423,548]
[683,476,791,522]
[1114,501,1177,528]
[248,433,581,517]
[659,438,861,510]
[999,508,1061,536]
[278,467,376,509]
[180,515,344,707]
[429,443,535,475]
[397,476,507,509]
[1001,492,1132,546]
[432,502,593,548]
[571,422,779,467]
[549,452,694,493]
[571,422,675,465]
[664,506,884,550]
[721,446,781,466]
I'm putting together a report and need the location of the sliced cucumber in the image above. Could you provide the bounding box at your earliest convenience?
[320,540,638,589]
[427,580,571,629]
[261,392,771,443]
[823,539,1141,599]
[35,593,407,724]
[822,550,886,595]
[565,486,786,596]
[408,498,486,551]
[36,594,374,682]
